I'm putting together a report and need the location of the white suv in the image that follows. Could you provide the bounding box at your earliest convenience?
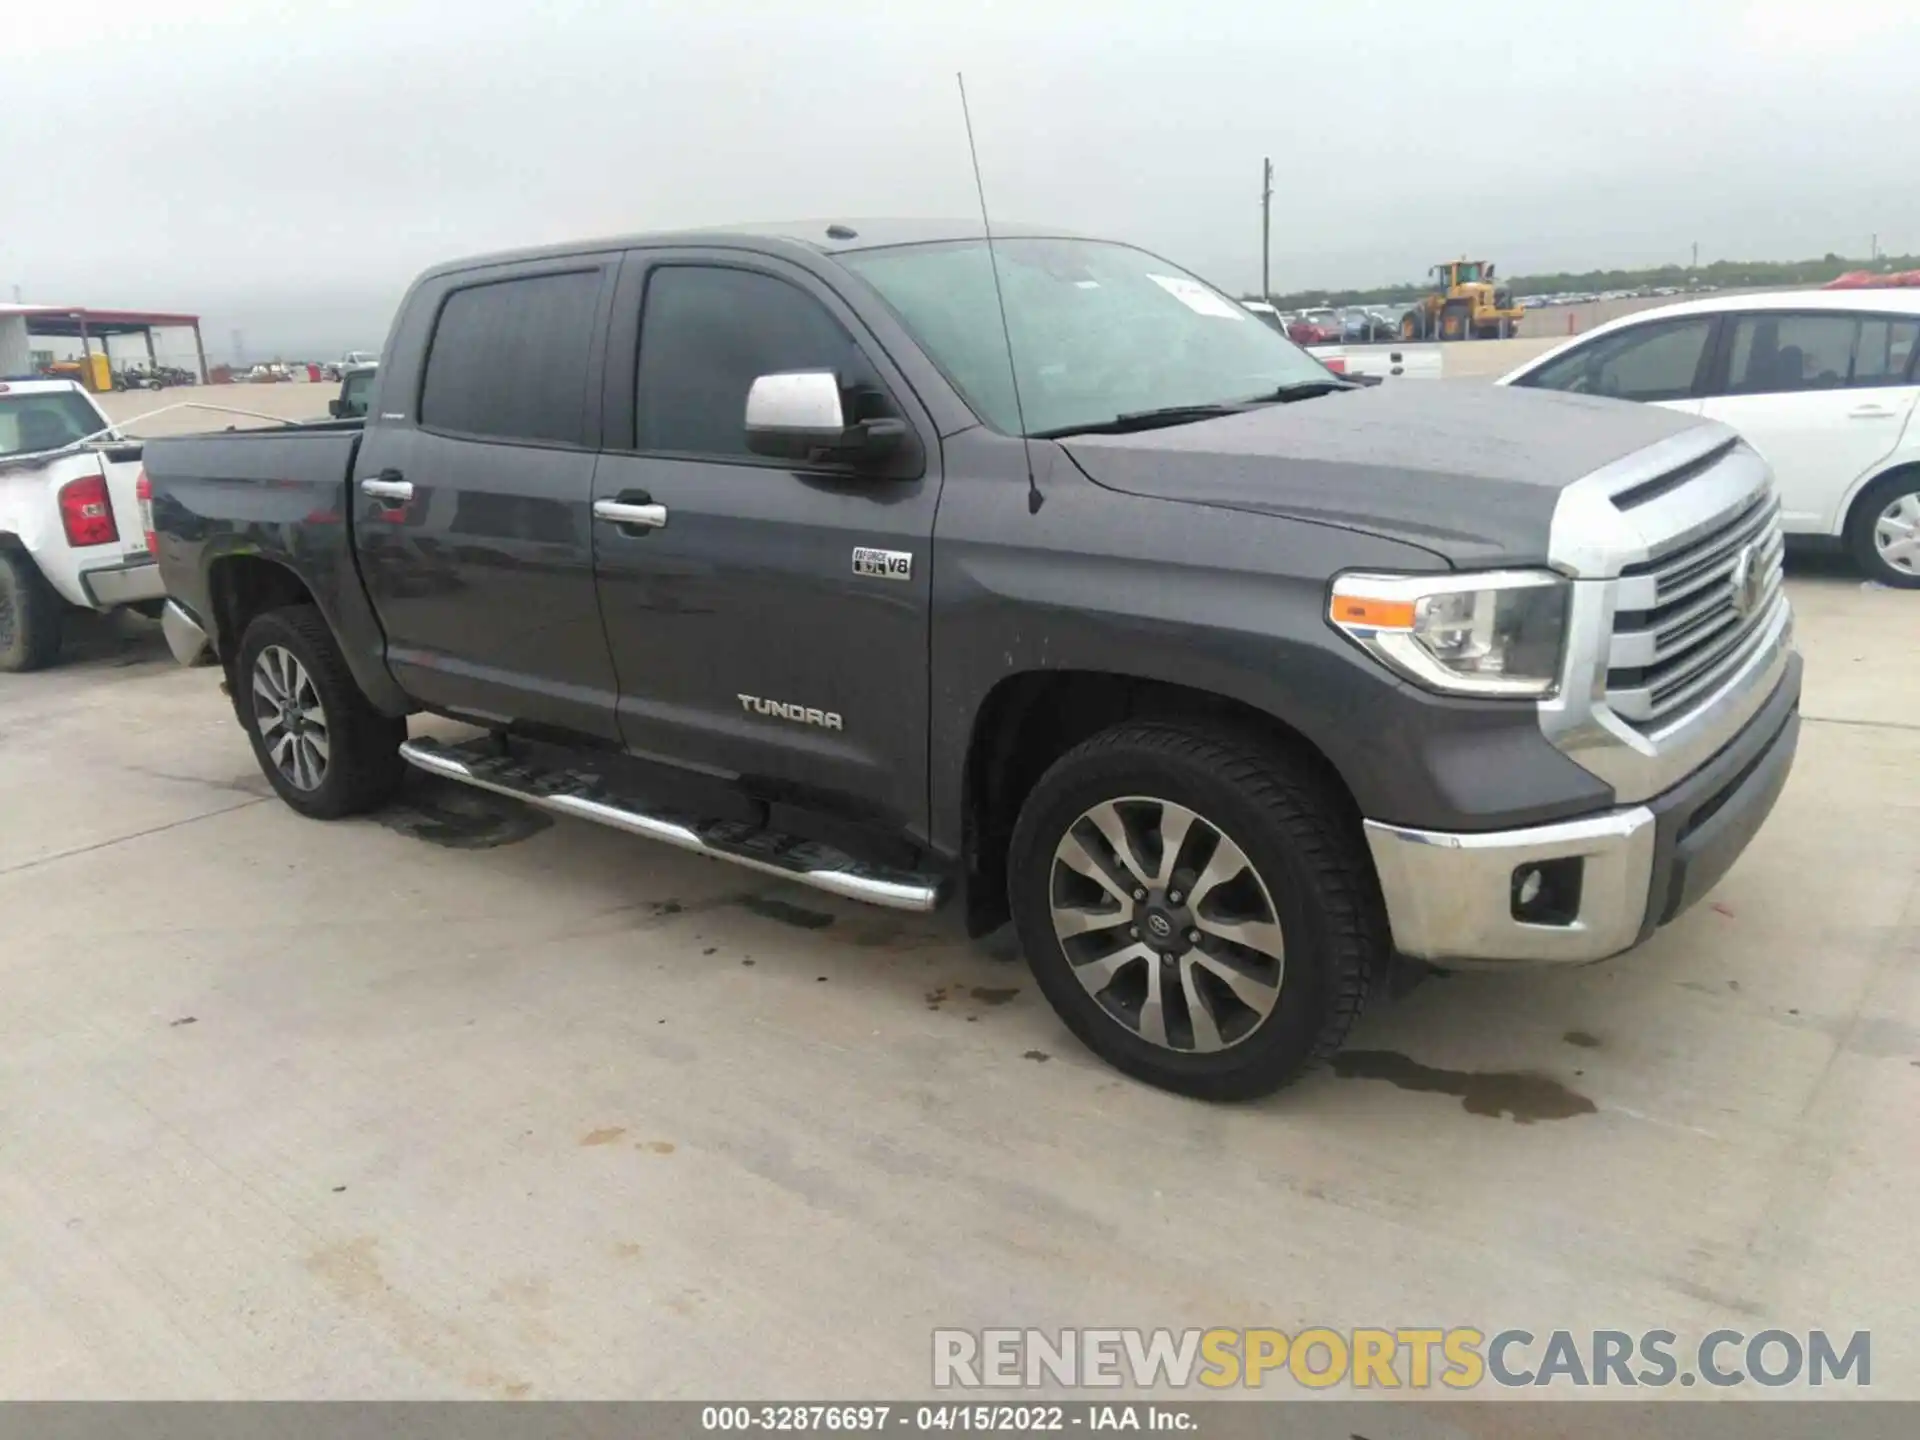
[1498,290,1920,586]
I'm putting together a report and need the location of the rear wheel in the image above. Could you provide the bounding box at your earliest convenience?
[1008,723,1386,1101]
[1440,302,1474,342]
[1400,309,1427,341]
[0,549,65,673]
[1847,471,1920,588]
[235,605,407,817]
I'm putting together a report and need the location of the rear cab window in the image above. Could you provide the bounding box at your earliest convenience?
[0,390,104,457]
[418,269,603,445]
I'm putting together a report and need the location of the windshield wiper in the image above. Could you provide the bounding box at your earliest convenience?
[1247,379,1357,401]
[1030,403,1248,440]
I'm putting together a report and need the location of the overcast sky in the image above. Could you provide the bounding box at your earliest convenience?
[6,0,1918,360]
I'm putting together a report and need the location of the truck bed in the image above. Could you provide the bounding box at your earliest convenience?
[144,422,407,713]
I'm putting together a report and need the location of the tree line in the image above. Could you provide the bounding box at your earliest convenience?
[1254,253,1920,310]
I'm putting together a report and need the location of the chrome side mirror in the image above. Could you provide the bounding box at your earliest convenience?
[744,370,905,465]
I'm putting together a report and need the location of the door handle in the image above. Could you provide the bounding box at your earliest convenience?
[360,472,414,502]
[593,498,669,530]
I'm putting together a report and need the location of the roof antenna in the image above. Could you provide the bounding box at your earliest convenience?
[957,72,1042,515]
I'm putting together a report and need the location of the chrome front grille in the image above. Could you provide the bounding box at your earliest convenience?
[1605,489,1787,729]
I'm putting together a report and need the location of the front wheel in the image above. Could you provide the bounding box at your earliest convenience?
[235,605,407,817]
[1847,471,1920,588]
[1008,724,1386,1100]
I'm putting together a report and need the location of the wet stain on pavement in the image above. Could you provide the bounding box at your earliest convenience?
[927,983,1022,1015]
[378,775,552,850]
[638,1140,676,1155]
[1562,1030,1602,1048]
[1023,1050,1051,1063]
[169,1015,198,1028]
[579,1127,627,1147]
[1331,1051,1598,1123]
[739,895,835,929]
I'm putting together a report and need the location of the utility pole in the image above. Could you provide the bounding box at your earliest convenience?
[1260,157,1274,301]
[9,284,20,304]
[1690,241,1698,271]
[1871,233,1879,262]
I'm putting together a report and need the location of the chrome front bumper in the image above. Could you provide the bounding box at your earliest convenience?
[161,599,212,666]
[1366,658,1801,967]
[1365,807,1657,965]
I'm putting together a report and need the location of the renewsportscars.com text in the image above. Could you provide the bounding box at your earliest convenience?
[932,1327,1871,1391]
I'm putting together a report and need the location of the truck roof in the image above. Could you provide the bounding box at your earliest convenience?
[418,220,1090,280]
[0,377,90,397]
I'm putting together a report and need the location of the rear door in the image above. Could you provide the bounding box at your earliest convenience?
[1697,310,1920,534]
[353,260,623,738]
[590,249,942,834]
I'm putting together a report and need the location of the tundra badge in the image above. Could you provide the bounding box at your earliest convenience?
[852,547,913,581]
[738,695,844,731]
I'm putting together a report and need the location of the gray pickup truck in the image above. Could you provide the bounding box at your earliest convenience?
[146,222,1800,1099]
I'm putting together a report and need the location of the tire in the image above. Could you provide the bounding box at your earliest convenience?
[0,548,65,673]
[234,605,407,818]
[1008,723,1387,1101]
[1440,303,1473,342]
[1400,309,1426,342]
[1845,470,1920,589]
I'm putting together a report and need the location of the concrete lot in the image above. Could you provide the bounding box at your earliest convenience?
[98,383,337,435]
[2,560,1916,1399]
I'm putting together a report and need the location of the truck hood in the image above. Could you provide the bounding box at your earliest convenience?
[1059,383,1717,567]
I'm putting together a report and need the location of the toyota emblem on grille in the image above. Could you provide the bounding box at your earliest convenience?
[1728,542,1765,618]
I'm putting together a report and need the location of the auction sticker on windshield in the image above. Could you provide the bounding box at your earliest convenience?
[1146,274,1247,320]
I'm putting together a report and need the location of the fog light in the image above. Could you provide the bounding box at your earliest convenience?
[1512,857,1584,926]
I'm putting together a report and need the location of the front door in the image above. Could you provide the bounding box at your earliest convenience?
[590,251,942,835]
[1698,310,1920,534]
[354,261,622,739]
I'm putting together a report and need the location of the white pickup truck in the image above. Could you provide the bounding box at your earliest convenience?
[0,378,162,671]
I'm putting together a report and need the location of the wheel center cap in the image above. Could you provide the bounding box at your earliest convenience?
[1136,894,1194,955]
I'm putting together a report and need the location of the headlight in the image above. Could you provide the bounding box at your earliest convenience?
[1328,570,1568,698]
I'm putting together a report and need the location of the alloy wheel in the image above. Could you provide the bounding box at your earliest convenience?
[1048,796,1286,1053]
[252,644,330,791]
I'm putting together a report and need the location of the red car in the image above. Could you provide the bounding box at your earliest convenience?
[1286,308,1342,345]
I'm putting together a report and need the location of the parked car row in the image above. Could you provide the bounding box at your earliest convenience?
[1519,285,1711,309]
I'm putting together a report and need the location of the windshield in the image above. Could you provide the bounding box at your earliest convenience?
[838,238,1330,437]
[0,390,104,458]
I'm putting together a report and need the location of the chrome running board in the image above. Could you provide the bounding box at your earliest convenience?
[398,737,943,913]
